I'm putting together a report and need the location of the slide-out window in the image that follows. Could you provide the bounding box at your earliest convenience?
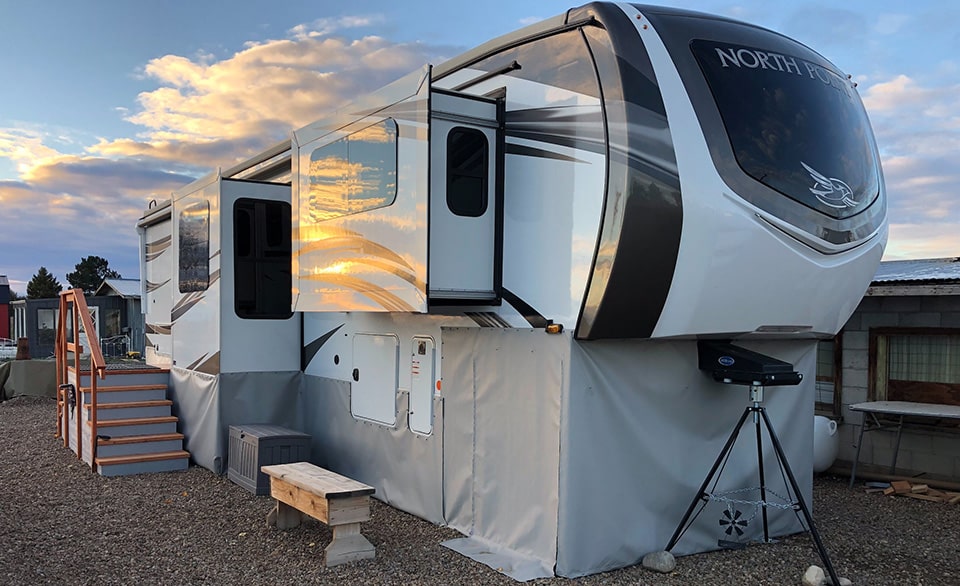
[234,198,293,319]
[179,201,209,293]
[306,118,398,222]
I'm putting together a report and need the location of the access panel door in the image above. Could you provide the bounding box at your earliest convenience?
[429,91,501,302]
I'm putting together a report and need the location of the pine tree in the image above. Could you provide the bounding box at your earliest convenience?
[26,267,63,299]
[66,255,121,292]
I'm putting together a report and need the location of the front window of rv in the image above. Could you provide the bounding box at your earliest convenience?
[306,119,398,222]
[179,201,210,293]
[691,40,879,219]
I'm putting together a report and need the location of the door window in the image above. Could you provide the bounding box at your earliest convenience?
[446,127,489,217]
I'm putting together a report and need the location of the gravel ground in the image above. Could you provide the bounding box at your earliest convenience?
[1,396,958,585]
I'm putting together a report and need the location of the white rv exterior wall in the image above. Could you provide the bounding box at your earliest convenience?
[172,175,221,373]
[142,212,173,367]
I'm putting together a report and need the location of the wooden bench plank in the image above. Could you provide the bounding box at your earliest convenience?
[262,462,376,567]
[268,475,372,526]
[262,462,375,499]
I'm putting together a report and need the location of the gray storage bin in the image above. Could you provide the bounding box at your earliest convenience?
[228,424,311,495]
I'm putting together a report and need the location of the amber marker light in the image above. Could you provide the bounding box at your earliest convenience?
[545,323,563,334]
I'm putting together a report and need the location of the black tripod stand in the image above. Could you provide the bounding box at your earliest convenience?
[665,343,840,585]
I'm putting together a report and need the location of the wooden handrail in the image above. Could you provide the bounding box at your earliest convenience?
[55,289,106,469]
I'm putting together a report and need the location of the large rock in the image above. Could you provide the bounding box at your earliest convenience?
[641,550,676,573]
[802,565,825,586]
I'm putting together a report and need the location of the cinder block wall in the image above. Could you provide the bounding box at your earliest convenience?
[837,295,960,480]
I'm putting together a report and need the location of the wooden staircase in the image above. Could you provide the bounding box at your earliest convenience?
[55,289,189,477]
[62,366,190,476]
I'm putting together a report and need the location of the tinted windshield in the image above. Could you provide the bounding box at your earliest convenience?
[691,39,879,219]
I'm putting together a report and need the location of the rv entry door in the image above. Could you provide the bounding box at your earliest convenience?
[429,90,501,302]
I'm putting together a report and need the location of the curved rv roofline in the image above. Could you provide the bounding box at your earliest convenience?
[432,2,776,83]
[433,12,577,80]
[222,138,292,180]
[632,3,842,74]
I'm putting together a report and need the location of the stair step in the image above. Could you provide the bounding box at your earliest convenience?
[96,450,189,466]
[84,400,172,410]
[74,369,170,388]
[81,385,168,403]
[95,450,190,477]
[72,368,170,376]
[93,416,178,427]
[83,400,173,420]
[98,432,184,446]
[89,416,179,437]
[82,384,168,393]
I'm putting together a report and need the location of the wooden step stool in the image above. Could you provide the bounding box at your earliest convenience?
[261,462,376,566]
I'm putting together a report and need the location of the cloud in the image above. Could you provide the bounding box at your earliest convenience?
[858,73,960,259]
[0,129,64,175]
[288,15,386,40]
[885,223,960,260]
[92,32,454,168]
[0,19,460,293]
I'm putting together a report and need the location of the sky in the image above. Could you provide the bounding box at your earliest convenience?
[0,0,957,295]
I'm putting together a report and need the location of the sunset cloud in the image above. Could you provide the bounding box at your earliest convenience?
[0,18,457,292]
[91,31,452,168]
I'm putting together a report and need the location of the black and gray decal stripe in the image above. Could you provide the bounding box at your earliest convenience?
[195,352,220,375]
[171,293,204,322]
[302,324,344,370]
[505,143,587,163]
[465,312,511,328]
[504,106,606,156]
[145,279,170,293]
[145,235,171,253]
[501,289,550,329]
[185,353,208,371]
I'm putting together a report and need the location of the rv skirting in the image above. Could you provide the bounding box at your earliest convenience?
[169,367,301,473]
[300,376,446,525]
[168,334,815,579]
[556,338,815,577]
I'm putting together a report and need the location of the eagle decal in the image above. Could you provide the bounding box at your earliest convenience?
[801,162,859,209]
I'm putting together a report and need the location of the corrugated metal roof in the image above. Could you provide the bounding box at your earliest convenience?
[96,278,141,298]
[873,257,960,283]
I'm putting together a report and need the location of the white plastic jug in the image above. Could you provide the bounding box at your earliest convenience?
[812,415,839,473]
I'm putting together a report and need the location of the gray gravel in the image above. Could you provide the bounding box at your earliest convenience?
[1,396,958,585]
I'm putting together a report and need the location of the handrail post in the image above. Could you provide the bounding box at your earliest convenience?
[55,294,64,440]
[57,289,106,471]
[73,296,81,463]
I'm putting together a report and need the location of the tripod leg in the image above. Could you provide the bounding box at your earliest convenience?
[759,408,841,586]
[666,406,753,552]
[754,407,770,543]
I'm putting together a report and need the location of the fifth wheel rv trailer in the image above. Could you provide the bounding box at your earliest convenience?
[138,3,886,578]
